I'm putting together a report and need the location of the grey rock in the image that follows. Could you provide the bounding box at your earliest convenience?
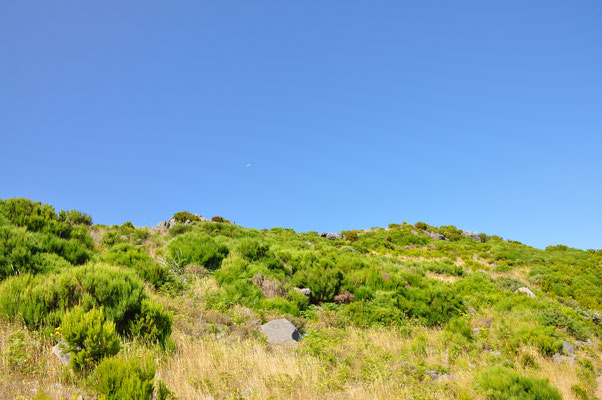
[461,230,483,242]
[575,339,593,347]
[472,328,481,336]
[320,233,344,240]
[423,230,447,240]
[562,340,575,356]
[425,370,439,380]
[157,217,177,229]
[552,353,576,365]
[437,373,457,382]
[410,230,419,236]
[52,340,71,366]
[260,319,300,344]
[489,350,502,357]
[294,287,311,297]
[514,287,536,299]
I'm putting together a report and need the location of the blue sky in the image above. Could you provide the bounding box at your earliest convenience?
[1,1,601,250]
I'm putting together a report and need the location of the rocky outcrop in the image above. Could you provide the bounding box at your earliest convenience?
[514,287,536,298]
[462,230,483,242]
[260,319,300,344]
[52,340,71,366]
[294,287,311,297]
[562,340,575,356]
[552,352,576,365]
[320,233,344,240]
[157,218,177,230]
[423,230,447,241]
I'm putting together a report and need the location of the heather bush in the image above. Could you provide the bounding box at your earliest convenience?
[0,264,146,333]
[166,232,229,271]
[103,243,172,288]
[91,355,164,400]
[129,299,172,345]
[61,306,120,371]
[173,211,203,223]
[476,366,561,400]
[58,209,92,226]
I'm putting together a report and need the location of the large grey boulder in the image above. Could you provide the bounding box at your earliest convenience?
[260,319,300,344]
[157,218,177,229]
[462,230,483,242]
[514,287,536,299]
[294,287,311,297]
[562,340,576,356]
[423,230,447,241]
[52,340,71,366]
[320,233,344,240]
[552,352,576,365]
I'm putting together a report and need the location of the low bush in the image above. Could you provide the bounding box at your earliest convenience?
[173,211,203,223]
[91,355,166,400]
[0,264,146,333]
[103,243,172,288]
[61,306,120,371]
[165,232,229,272]
[476,366,561,400]
[129,299,172,346]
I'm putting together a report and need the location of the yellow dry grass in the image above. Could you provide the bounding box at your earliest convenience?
[0,319,79,400]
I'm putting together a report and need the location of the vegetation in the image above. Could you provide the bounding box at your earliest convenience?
[0,198,601,399]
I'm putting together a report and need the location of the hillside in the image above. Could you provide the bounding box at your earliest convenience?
[0,198,601,400]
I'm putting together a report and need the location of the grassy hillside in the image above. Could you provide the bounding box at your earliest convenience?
[0,198,601,399]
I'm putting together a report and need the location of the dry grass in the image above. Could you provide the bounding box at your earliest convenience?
[0,319,80,400]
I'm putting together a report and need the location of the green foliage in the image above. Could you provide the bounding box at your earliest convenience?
[476,366,561,400]
[166,232,229,271]
[173,211,203,223]
[129,299,172,345]
[0,263,146,333]
[61,306,120,371]
[237,239,270,262]
[103,243,172,288]
[58,209,92,226]
[91,355,160,400]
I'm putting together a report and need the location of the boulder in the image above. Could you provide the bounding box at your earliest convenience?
[461,230,483,242]
[423,230,447,241]
[552,353,576,365]
[575,339,593,347]
[320,233,344,240]
[260,319,300,344]
[52,340,71,366]
[157,218,177,230]
[294,287,311,297]
[514,287,536,299]
[426,370,457,382]
[562,340,575,356]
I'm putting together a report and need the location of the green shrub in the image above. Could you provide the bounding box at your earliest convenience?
[0,264,146,333]
[237,239,270,262]
[476,366,561,400]
[91,355,161,400]
[61,306,120,371]
[166,232,229,271]
[58,209,92,226]
[173,211,203,223]
[414,222,428,231]
[168,224,194,236]
[129,299,172,345]
[103,243,172,288]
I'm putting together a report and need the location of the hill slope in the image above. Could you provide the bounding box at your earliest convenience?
[0,198,600,400]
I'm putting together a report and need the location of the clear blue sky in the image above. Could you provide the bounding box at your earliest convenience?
[1,1,601,250]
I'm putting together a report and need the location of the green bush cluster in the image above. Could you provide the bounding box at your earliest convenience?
[61,306,121,371]
[103,243,172,288]
[166,232,229,271]
[91,355,170,400]
[173,211,203,223]
[0,263,171,344]
[476,366,561,400]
